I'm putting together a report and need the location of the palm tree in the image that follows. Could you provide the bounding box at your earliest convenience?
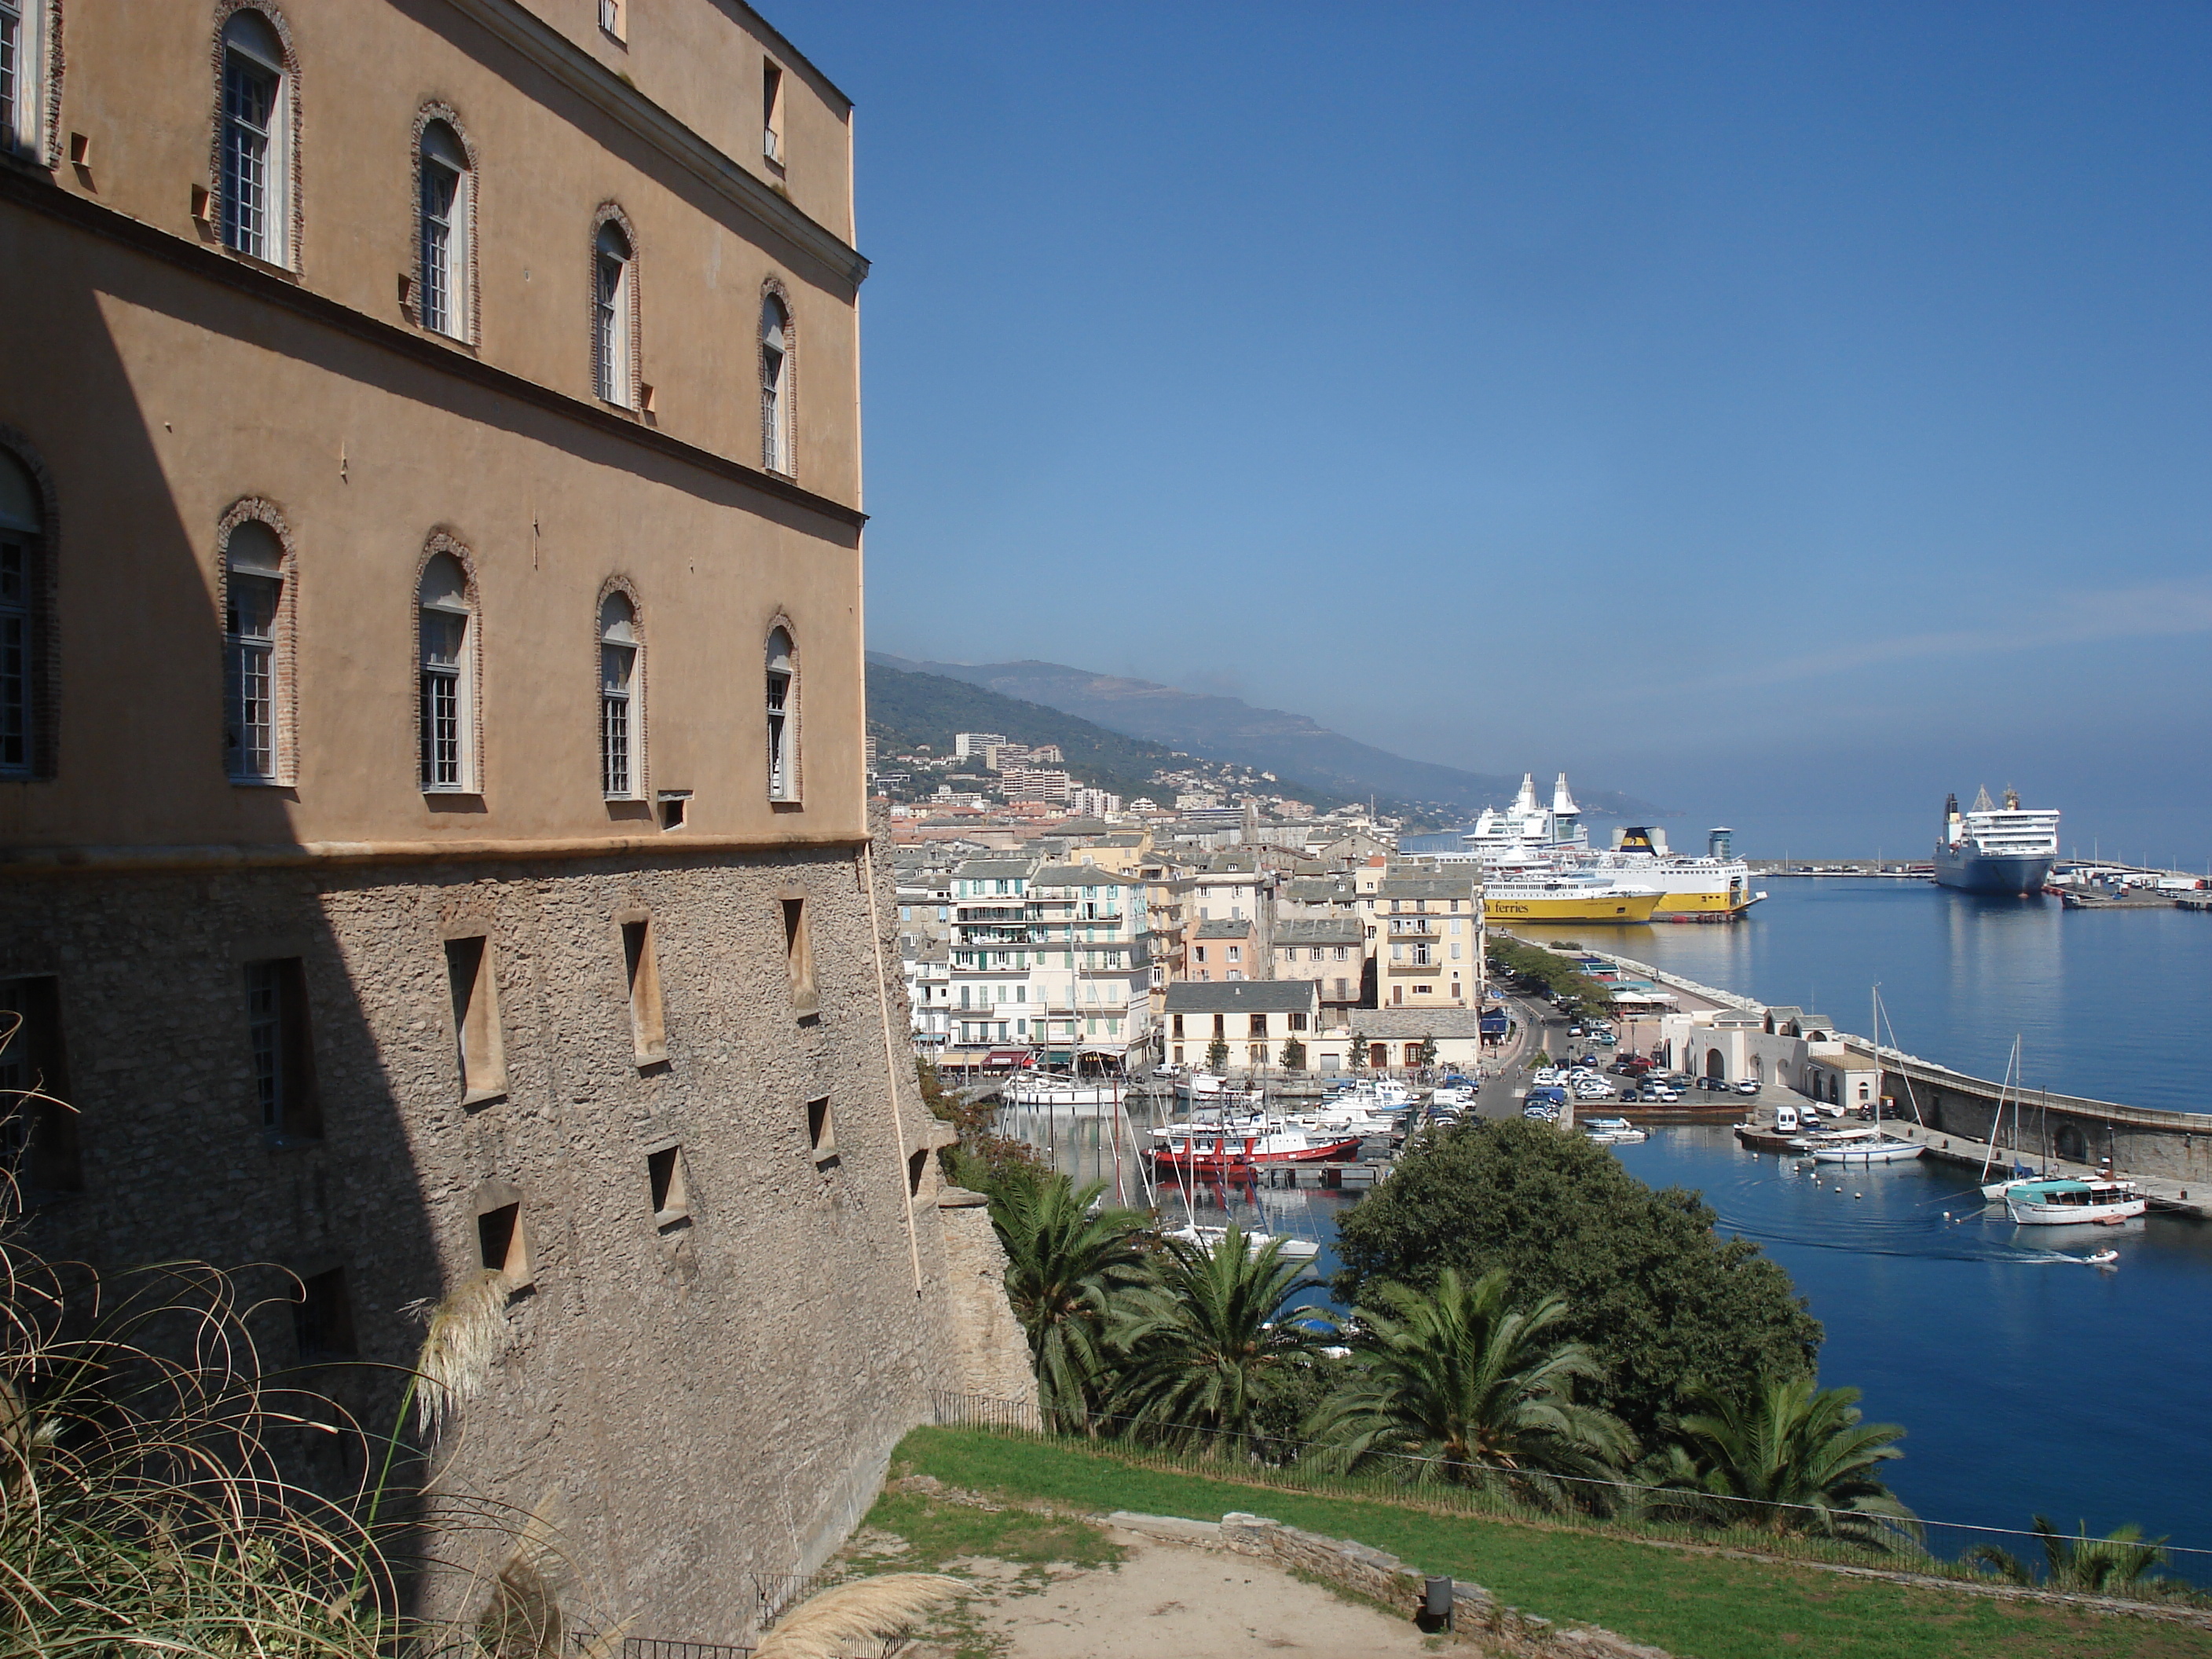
[1641,1376,1918,1547]
[1965,1517,2169,1594]
[987,1174,1153,1424]
[1108,1225,1328,1454]
[1306,1266,1633,1508]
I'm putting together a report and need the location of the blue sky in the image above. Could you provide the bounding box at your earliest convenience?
[797,2,2211,860]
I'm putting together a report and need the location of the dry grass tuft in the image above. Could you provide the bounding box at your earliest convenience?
[408,1269,512,1442]
[753,1573,966,1659]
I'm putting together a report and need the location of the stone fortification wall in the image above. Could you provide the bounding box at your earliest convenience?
[1104,1511,1671,1657]
[934,1188,1041,1409]
[1,839,961,1640]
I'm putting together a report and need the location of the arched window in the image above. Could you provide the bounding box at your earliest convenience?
[760,293,791,474]
[765,625,796,801]
[0,447,41,777]
[221,521,287,783]
[218,10,292,266]
[2,0,49,159]
[599,592,640,799]
[417,552,476,791]
[593,219,634,406]
[417,118,471,339]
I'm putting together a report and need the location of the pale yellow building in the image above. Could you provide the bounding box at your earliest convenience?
[0,0,987,1637]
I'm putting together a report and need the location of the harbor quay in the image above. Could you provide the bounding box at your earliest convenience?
[1567,946,2212,1215]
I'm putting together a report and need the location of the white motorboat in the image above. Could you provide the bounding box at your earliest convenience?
[1001,1074,1125,1108]
[1807,1126,1924,1164]
[2004,1177,2146,1226]
[1330,1079,1415,1109]
[1581,1116,1650,1145]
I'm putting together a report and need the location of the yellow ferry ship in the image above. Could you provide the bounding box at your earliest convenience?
[1581,826,1763,918]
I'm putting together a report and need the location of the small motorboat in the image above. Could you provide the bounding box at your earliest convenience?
[2084,1248,2119,1266]
[1581,1116,1650,1145]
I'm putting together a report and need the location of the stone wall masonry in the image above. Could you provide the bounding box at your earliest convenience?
[0,833,971,1641]
[933,1188,1041,1410]
[1212,1513,1673,1658]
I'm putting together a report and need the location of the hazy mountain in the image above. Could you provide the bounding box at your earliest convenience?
[868,654,1670,819]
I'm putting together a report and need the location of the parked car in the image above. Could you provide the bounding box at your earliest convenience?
[1695,1077,1733,1092]
[1574,1082,1615,1101]
[1734,1079,1761,1096]
[1593,1031,1617,1045]
[1643,1086,1683,1102]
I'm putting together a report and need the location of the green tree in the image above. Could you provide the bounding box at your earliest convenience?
[1414,1035,1438,1069]
[1331,1119,1821,1448]
[1965,1518,2170,1593]
[988,1174,1154,1424]
[1108,1225,1328,1454]
[1349,1031,1369,1070]
[1205,1035,1230,1074]
[1280,1036,1308,1071]
[1307,1267,1632,1509]
[1640,1377,1916,1546]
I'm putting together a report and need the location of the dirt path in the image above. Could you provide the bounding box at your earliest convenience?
[948,1524,1441,1658]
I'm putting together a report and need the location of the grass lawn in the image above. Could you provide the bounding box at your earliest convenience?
[891,1428,2212,1659]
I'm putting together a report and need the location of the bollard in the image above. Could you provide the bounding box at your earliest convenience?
[1422,1576,1455,1632]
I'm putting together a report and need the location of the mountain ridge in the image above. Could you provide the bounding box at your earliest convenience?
[867,653,1669,819]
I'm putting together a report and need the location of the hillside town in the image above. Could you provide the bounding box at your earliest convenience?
[887,733,1497,1076]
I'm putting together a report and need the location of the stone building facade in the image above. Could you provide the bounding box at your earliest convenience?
[0,0,1016,1640]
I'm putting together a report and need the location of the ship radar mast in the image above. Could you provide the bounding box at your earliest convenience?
[1972,785,1996,813]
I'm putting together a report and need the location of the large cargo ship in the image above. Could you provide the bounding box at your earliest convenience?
[1935,787,2060,895]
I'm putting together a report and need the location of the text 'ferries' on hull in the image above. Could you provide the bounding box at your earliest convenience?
[1936,786,2060,895]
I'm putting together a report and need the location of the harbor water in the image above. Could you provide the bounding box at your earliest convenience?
[1002,877,2212,1559]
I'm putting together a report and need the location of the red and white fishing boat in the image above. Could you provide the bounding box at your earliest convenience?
[1148,1119,1363,1170]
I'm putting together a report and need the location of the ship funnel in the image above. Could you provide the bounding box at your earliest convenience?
[1708,827,1734,859]
[1551,773,1580,816]
[1512,774,1538,814]
[2003,786,2020,810]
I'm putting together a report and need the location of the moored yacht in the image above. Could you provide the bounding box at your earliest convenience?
[2004,1177,2146,1225]
[1805,1126,1924,1163]
[1149,1120,1364,1169]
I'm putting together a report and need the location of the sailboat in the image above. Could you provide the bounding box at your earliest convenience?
[1978,1037,2042,1201]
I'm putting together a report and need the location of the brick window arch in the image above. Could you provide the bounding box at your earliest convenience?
[410,104,479,342]
[590,203,640,408]
[599,580,645,800]
[760,277,795,476]
[414,532,482,793]
[216,500,300,787]
[211,4,302,269]
[765,620,798,803]
[0,432,57,779]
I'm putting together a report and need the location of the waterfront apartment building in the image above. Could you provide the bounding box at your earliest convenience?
[944,855,1152,1063]
[0,0,987,1638]
[1367,871,1485,1009]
